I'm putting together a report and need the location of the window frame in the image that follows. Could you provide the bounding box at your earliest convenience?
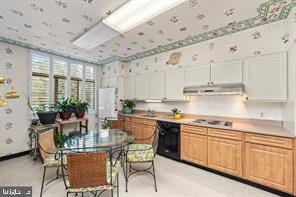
[29,50,97,113]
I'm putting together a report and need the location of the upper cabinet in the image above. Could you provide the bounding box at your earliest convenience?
[135,74,149,100]
[244,52,287,102]
[211,60,242,84]
[165,69,186,100]
[185,65,211,86]
[101,76,118,88]
[124,76,136,100]
[149,72,165,100]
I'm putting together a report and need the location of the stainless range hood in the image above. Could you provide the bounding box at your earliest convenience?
[183,83,245,96]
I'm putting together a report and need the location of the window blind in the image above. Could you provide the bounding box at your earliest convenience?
[53,59,67,103]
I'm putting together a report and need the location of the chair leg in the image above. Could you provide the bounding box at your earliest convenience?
[66,192,69,197]
[56,166,60,179]
[117,174,119,197]
[152,161,157,192]
[129,163,131,173]
[125,158,128,192]
[111,189,114,197]
[40,167,46,197]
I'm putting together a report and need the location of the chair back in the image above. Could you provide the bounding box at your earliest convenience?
[67,152,109,189]
[38,128,57,162]
[152,125,160,156]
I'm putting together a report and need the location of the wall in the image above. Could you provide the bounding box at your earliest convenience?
[0,42,99,157]
[103,18,295,123]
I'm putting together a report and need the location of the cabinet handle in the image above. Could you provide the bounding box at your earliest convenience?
[207,82,210,85]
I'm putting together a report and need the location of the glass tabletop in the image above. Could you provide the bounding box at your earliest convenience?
[64,129,134,152]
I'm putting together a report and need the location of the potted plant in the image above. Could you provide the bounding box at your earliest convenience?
[35,105,57,125]
[73,99,89,119]
[100,119,111,137]
[120,99,136,114]
[54,132,70,148]
[171,108,181,119]
[54,97,73,120]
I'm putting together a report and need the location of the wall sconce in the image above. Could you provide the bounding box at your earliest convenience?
[0,77,20,107]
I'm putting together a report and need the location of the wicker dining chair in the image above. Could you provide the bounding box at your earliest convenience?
[125,125,160,192]
[37,128,64,197]
[60,150,120,197]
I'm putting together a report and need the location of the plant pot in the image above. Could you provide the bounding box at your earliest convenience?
[37,112,57,125]
[100,128,109,138]
[75,111,85,119]
[123,106,133,114]
[59,111,72,120]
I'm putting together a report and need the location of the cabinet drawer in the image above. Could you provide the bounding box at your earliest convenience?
[181,125,207,135]
[131,117,143,123]
[245,133,293,149]
[124,117,131,122]
[143,119,157,126]
[208,128,242,141]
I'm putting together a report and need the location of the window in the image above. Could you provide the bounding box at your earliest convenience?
[30,51,97,111]
[31,54,50,107]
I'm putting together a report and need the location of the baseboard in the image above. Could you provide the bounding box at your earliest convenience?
[0,150,30,162]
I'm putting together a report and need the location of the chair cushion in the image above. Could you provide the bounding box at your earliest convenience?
[66,159,120,193]
[127,144,154,162]
[43,154,67,167]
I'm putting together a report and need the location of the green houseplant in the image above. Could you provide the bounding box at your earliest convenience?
[73,99,89,119]
[100,119,111,137]
[171,108,181,119]
[54,97,74,120]
[120,99,136,114]
[35,105,57,125]
[54,132,70,148]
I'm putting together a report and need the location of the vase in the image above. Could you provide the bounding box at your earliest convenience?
[100,128,109,138]
[59,111,72,120]
[75,111,85,119]
[123,107,133,114]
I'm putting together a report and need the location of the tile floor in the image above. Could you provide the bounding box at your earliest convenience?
[0,155,279,197]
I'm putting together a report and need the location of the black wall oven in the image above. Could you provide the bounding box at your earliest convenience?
[157,121,180,160]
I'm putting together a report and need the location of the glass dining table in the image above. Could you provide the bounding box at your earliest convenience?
[64,129,134,152]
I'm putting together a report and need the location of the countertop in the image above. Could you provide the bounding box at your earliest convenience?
[119,112,295,138]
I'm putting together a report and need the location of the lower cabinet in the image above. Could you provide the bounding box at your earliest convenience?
[142,124,155,144]
[181,132,207,166]
[207,136,243,177]
[245,143,293,193]
[131,122,142,144]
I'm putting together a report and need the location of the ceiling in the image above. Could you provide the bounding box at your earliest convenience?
[0,0,295,65]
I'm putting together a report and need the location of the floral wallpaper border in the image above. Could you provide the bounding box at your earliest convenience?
[0,0,295,66]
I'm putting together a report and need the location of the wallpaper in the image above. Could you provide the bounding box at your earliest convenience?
[0,0,295,65]
[0,43,30,157]
[102,15,296,121]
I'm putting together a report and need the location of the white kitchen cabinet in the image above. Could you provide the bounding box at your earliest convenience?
[185,65,211,86]
[135,74,149,100]
[101,76,118,88]
[165,69,186,100]
[211,60,242,84]
[124,76,136,100]
[149,72,165,100]
[244,52,287,102]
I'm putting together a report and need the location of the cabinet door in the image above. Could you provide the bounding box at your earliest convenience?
[211,60,242,84]
[131,122,142,144]
[181,132,207,166]
[135,74,149,100]
[149,72,165,100]
[208,137,242,177]
[185,65,210,86]
[110,120,124,129]
[109,76,118,88]
[142,124,155,144]
[165,69,185,100]
[124,76,136,100]
[245,143,293,193]
[124,121,131,132]
[244,53,287,101]
[101,77,109,88]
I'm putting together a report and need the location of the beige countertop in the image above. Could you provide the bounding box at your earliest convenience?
[119,111,295,138]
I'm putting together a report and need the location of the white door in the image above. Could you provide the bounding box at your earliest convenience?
[211,60,242,84]
[185,65,211,86]
[149,72,165,100]
[244,52,287,101]
[165,69,185,100]
[135,74,149,100]
[124,76,136,100]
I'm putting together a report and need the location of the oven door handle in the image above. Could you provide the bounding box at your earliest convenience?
[159,128,166,135]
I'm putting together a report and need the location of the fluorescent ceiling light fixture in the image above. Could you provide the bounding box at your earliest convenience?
[103,0,186,33]
[73,22,120,49]
[145,100,163,103]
